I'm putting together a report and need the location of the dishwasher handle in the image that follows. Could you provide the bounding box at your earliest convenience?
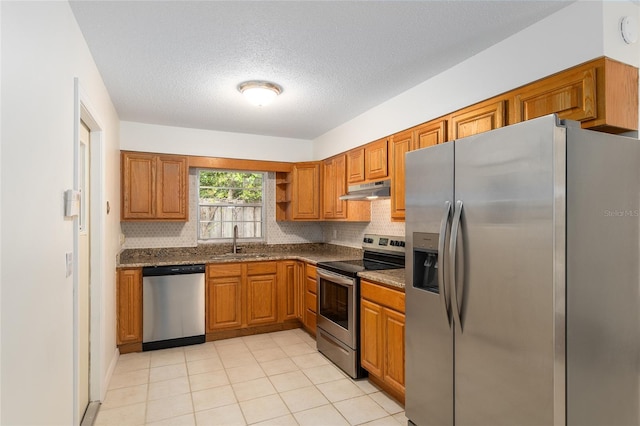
[142,264,205,277]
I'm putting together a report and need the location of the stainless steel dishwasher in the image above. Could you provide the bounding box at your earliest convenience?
[142,264,205,351]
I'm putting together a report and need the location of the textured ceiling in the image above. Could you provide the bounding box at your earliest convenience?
[70,1,575,140]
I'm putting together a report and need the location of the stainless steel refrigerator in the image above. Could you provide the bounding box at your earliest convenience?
[405,114,639,426]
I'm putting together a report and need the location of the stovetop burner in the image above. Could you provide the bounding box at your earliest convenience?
[317,234,405,278]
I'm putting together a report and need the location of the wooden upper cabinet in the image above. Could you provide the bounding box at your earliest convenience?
[514,67,596,124]
[450,100,505,139]
[156,155,188,220]
[365,138,389,180]
[292,162,321,220]
[121,151,188,221]
[414,119,447,149]
[322,157,338,219]
[512,57,638,133]
[390,130,413,222]
[346,148,366,184]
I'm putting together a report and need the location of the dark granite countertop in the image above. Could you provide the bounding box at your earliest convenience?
[117,243,363,268]
[358,268,406,290]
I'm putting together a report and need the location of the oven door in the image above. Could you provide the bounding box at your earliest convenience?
[317,268,356,349]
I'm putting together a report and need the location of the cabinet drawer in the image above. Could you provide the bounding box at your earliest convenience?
[208,263,242,278]
[247,261,277,276]
[306,277,317,294]
[361,280,405,313]
[306,264,317,280]
[305,291,317,313]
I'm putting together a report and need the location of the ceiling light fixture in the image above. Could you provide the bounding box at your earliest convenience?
[238,81,282,106]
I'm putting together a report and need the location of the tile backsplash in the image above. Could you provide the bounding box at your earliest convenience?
[121,172,403,249]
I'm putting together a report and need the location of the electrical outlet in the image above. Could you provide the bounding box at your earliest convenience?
[65,252,73,277]
[333,228,338,239]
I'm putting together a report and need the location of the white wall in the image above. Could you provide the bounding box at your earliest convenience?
[313,0,640,159]
[1,2,120,424]
[120,121,314,162]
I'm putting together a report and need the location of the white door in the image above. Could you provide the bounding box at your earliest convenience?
[78,121,91,421]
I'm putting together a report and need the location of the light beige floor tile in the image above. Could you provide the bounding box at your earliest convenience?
[101,384,147,410]
[281,342,317,357]
[260,358,299,376]
[195,403,247,426]
[150,363,188,383]
[290,353,329,369]
[226,363,266,383]
[251,347,288,363]
[192,384,237,412]
[220,352,257,369]
[184,341,215,352]
[150,348,186,367]
[94,401,146,426]
[362,415,403,426]
[214,336,245,347]
[108,369,149,390]
[279,386,329,413]
[187,356,224,375]
[146,393,193,424]
[393,412,408,424]
[145,413,196,426]
[184,347,218,363]
[114,355,150,374]
[293,404,349,426]
[232,377,277,402]
[239,394,290,424]
[317,378,364,402]
[302,364,346,385]
[250,413,298,426]
[244,337,279,352]
[189,370,230,392]
[333,395,388,425]
[369,391,404,415]
[268,371,313,393]
[216,342,250,357]
[148,376,190,401]
[353,378,381,394]
[271,332,305,348]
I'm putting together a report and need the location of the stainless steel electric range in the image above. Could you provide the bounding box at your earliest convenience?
[316,234,405,378]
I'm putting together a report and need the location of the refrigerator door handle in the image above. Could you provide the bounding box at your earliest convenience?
[450,199,464,333]
[438,201,452,327]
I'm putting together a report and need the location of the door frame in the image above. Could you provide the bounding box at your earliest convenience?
[73,78,105,425]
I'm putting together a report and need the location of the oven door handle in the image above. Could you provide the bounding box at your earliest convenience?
[317,269,355,287]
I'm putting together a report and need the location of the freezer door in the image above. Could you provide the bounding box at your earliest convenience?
[452,115,562,425]
[405,142,454,426]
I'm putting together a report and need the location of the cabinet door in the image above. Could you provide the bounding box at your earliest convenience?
[278,261,299,322]
[390,130,412,221]
[346,148,365,183]
[322,159,336,219]
[121,152,155,220]
[156,155,188,220]
[361,299,383,377]
[365,138,389,180]
[207,276,242,331]
[333,154,347,219]
[414,119,447,149]
[513,67,596,124]
[384,308,406,395]
[247,274,278,326]
[117,268,143,344]
[292,162,321,220]
[451,100,505,139]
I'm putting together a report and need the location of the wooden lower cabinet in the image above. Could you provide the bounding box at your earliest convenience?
[360,280,405,404]
[303,263,318,336]
[206,261,304,340]
[117,268,143,353]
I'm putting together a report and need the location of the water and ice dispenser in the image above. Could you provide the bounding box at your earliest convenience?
[413,232,440,294]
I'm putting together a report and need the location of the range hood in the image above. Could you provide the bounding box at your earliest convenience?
[339,179,391,200]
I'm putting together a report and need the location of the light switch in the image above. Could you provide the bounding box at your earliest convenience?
[66,252,73,277]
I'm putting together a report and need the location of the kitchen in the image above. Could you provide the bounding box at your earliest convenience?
[2,1,640,426]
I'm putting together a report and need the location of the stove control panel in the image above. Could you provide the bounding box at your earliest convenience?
[362,234,405,253]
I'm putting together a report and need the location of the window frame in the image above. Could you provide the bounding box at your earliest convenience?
[196,168,266,242]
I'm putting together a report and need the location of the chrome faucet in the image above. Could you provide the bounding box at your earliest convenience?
[232,225,239,254]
